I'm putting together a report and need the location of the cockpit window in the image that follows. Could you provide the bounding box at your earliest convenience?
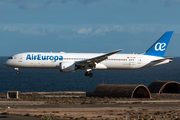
[8,57,13,59]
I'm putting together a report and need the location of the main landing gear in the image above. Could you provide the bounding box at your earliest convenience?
[85,71,93,77]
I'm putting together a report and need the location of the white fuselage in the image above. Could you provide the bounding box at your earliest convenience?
[4,31,174,77]
[5,52,169,70]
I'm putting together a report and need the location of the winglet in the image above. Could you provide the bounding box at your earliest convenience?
[144,31,173,57]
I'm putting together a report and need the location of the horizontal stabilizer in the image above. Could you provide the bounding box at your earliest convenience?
[152,57,174,63]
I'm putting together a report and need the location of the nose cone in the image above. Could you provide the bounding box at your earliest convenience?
[4,60,11,67]
[4,61,7,66]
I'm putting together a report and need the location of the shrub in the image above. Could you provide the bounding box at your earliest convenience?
[40,116,52,120]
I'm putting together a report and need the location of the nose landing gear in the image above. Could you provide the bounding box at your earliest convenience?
[15,68,20,75]
[16,71,20,75]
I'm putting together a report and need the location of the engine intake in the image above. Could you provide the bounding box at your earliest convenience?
[59,62,76,73]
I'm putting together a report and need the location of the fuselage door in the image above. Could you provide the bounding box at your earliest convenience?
[137,57,141,64]
[18,56,22,62]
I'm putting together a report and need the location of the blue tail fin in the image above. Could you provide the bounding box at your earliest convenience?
[144,31,173,57]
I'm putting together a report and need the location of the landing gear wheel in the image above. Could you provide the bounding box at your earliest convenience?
[85,72,89,76]
[16,71,20,75]
[89,73,93,77]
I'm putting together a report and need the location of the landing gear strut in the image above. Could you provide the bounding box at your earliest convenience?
[85,71,93,77]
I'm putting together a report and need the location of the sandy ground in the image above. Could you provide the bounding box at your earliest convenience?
[0,92,180,119]
[0,103,180,120]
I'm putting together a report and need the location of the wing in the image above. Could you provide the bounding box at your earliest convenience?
[76,49,122,69]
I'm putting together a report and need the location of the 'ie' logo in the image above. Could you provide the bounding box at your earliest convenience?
[154,43,166,51]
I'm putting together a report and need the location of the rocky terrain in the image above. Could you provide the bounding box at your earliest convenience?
[0,92,180,120]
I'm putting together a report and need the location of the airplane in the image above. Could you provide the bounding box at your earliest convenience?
[4,31,174,77]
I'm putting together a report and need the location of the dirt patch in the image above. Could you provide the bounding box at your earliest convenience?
[1,105,180,120]
[1,92,180,119]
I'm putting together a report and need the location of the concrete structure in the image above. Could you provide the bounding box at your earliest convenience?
[148,80,180,94]
[7,91,19,98]
[20,91,86,98]
[93,84,151,98]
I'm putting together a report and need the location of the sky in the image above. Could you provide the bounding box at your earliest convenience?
[0,0,180,56]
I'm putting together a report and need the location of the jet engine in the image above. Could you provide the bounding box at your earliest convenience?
[59,62,77,73]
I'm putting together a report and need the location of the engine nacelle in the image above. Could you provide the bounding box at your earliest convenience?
[59,62,76,73]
